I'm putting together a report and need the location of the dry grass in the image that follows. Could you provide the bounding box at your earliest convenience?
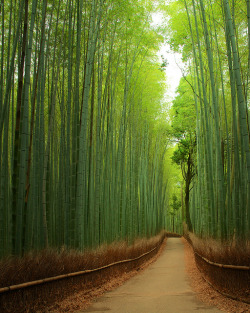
[187,232,250,304]
[189,232,250,266]
[0,231,166,313]
[49,236,168,313]
[183,237,250,313]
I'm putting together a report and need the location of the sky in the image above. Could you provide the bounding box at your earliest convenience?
[151,12,183,104]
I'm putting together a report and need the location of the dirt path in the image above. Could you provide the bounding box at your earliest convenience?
[79,238,222,313]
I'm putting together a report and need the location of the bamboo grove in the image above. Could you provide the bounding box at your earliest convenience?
[0,0,170,257]
[166,0,250,242]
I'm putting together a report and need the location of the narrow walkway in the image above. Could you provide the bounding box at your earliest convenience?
[81,238,222,313]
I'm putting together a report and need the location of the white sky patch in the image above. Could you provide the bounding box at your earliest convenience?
[151,12,184,105]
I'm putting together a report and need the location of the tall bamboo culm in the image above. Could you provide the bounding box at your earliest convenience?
[182,0,249,242]
[0,0,168,257]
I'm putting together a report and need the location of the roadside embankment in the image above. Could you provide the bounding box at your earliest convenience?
[0,231,168,313]
[183,233,250,312]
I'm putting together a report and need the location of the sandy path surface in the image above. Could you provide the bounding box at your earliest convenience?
[79,238,222,313]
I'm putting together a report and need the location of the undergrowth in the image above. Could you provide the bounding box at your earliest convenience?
[189,232,250,266]
[187,232,250,303]
[0,231,166,313]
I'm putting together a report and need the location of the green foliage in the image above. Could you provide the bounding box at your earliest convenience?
[170,77,196,182]
[166,0,250,242]
[170,77,196,138]
[171,138,193,165]
[170,194,181,212]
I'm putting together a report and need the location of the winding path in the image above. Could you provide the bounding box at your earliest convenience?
[80,238,222,313]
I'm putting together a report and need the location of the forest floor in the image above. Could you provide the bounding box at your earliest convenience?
[183,237,250,313]
[49,237,250,313]
[75,237,222,313]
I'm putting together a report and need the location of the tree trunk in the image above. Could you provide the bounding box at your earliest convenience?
[184,154,193,232]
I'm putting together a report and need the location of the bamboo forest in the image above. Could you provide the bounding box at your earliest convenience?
[0,0,249,310]
[0,0,249,255]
